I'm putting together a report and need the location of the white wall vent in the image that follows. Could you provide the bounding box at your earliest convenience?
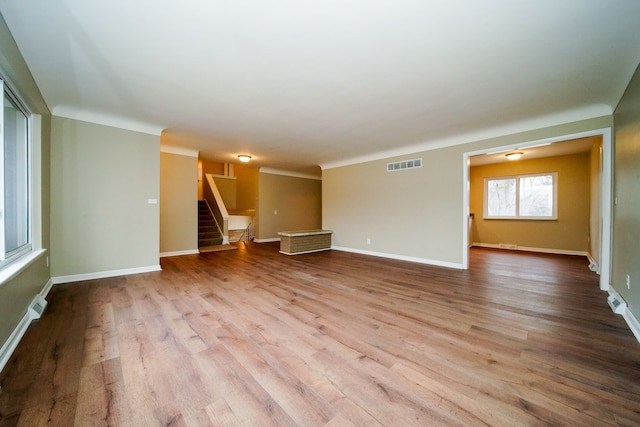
[28,295,48,320]
[387,158,422,172]
[607,293,626,314]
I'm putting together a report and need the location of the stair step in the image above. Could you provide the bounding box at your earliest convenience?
[199,232,221,239]
[198,201,223,247]
[199,237,223,246]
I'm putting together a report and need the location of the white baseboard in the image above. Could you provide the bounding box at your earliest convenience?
[40,277,54,298]
[472,243,588,257]
[280,248,331,256]
[331,246,463,270]
[160,249,199,258]
[623,307,640,344]
[52,264,162,285]
[254,238,281,243]
[0,278,54,374]
[0,311,31,374]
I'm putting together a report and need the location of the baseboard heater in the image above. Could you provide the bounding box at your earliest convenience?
[28,294,48,320]
[608,293,627,315]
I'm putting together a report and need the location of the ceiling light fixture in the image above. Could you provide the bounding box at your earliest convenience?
[505,152,523,161]
[237,154,252,163]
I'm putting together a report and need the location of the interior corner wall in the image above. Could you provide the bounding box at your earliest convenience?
[323,116,612,267]
[51,117,160,278]
[160,152,198,254]
[257,172,322,240]
[612,64,640,323]
[469,152,591,252]
[0,14,52,364]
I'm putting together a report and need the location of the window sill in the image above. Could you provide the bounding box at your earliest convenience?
[0,249,47,287]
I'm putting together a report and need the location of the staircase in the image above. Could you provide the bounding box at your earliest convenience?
[198,200,223,247]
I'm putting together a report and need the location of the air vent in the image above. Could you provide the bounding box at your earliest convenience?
[387,158,422,172]
[28,295,48,320]
[607,294,626,314]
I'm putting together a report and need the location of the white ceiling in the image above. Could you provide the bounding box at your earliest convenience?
[469,135,597,166]
[2,1,640,175]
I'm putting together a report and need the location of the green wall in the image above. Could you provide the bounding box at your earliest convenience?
[613,64,640,323]
[51,117,160,278]
[160,151,198,255]
[0,14,52,364]
[258,172,322,240]
[323,116,612,267]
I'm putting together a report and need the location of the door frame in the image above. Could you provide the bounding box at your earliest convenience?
[462,127,612,291]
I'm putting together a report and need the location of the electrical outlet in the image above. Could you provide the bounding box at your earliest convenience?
[626,274,631,289]
[366,238,371,245]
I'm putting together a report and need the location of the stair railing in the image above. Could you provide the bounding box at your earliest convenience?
[237,217,255,243]
[203,173,230,244]
[203,199,224,243]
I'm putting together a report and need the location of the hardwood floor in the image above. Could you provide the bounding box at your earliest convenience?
[1,244,639,426]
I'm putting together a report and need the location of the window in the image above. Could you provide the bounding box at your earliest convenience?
[484,172,557,220]
[0,78,31,269]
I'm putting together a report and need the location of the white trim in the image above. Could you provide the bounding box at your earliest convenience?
[599,127,613,291]
[52,107,164,136]
[0,310,31,373]
[40,277,54,298]
[322,105,611,170]
[259,167,322,180]
[471,243,588,257]
[0,278,53,374]
[160,249,199,258]
[52,265,161,284]
[483,172,558,220]
[331,246,463,270]
[280,249,331,255]
[160,145,199,157]
[254,238,281,243]
[0,249,47,287]
[623,308,640,344]
[210,174,237,180]
[462,126,613,281]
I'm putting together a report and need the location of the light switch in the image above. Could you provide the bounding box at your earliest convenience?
[148,198,158,205]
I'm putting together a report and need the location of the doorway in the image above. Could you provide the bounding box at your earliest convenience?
[462,128,612,291]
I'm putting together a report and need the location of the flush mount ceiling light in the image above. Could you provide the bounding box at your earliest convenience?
[505,152,523,161]
[237,154,252,163]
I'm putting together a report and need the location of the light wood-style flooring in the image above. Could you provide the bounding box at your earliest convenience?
[1,244,639,426]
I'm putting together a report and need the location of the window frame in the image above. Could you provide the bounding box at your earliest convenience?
[0,76,33,271]
[483,172,558,220]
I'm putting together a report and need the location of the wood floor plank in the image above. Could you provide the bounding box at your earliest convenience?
[1,244,639,426]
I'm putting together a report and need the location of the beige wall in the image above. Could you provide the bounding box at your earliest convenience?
[213,176,237,209]
[160,152,198,254]
[0,15,52,358]
[202,159,224,176]
[323,116,612,267]
[469,153,591,252]
[235,164,259,234]
[236,164,259,211]
[613,64,640,322]
[51,117,160,277]
[258,172,322,240]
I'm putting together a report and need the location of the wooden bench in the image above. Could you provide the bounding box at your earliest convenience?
[278,229,333,255]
